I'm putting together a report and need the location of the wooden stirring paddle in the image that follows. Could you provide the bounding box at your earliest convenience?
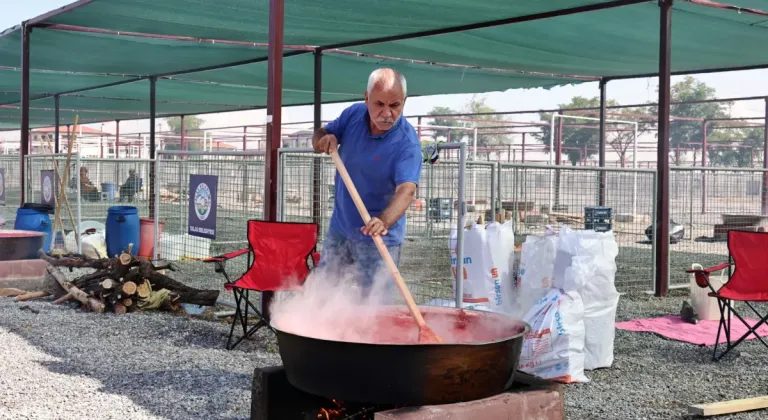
[329,149,443,343]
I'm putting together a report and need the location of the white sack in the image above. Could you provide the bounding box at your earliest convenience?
[517,234,558,315]
[554,225,620,370]
[518,288,588,383]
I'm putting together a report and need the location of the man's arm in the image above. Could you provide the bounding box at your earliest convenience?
[382,182,417,224]
[361,142,422,237]
[361,182,416,237]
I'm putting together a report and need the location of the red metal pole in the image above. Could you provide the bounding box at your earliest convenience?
[762,97,768,215]
[115,120,120,159]
[598,80,608,205]
[655,0,673,298]
[262,0,285,317]
[180,115,186,152]
[19,24,30,204]
[701,120,708,214]
[417,116,422,140]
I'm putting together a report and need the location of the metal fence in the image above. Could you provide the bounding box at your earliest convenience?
[0,156,20,225]
[278,144,469,306]
[153,150,266,300]
[16,147,768,300]
[668,167,768,287]
[498,163,658,293]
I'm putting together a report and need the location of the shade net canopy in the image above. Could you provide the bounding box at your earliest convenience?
[0,0,766,129]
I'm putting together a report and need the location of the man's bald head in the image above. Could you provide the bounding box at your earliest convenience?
[365,68,408,135]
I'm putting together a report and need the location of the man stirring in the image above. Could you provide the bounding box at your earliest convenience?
[312,68,422,301]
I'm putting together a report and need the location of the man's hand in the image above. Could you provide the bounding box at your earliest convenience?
[361,217,388,237]
[314,133,338,154]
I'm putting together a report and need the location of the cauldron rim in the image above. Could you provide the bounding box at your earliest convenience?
[270,305,530,347]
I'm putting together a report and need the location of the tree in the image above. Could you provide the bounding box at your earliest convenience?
[164,116,205,151]
[426,106,467,141]
[534,96,647,165]
[708,127,764,168]
[462,95,510,147]
[649,76,731,164]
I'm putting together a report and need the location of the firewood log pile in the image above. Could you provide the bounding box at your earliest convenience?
[34,245,220,315]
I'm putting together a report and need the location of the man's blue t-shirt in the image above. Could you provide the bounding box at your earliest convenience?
[324,102,422,246]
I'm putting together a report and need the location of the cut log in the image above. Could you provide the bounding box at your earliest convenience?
[52,293,73,305]
[101,279,116,290]
[136,259,219,306]
[122,298,133,307]
[113,303,127,315]
[119,245,134,266]
[122,281,137,296]
[0,288,28,297]
[136,280,151,299]
[46,265,105,313]
[38,249,112,270]
[15,291,50,302]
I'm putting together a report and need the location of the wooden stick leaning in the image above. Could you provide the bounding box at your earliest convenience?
[59,116,80,250]
[41,140,71,251]
[328,150,443,343]
[43,138,77,239]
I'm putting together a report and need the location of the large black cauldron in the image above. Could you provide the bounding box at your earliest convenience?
[272,305,529,406]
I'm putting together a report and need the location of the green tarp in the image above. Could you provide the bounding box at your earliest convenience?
[0,0,767,129]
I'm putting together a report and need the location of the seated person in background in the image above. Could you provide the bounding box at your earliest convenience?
[79,166,101,202]
[119,169,142,202]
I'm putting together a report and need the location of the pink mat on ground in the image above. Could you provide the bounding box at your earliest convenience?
[615,315,768,347]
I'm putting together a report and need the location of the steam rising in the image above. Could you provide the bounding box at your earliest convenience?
[269,256,526,345]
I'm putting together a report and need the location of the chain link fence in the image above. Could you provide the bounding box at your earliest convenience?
[16,147,768,299]
[668,167,768,287]
[154,151,266,300]
[498,163,657,293]
[0,156,20,225]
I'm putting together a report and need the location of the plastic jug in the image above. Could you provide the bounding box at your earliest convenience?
[689,263,727,322]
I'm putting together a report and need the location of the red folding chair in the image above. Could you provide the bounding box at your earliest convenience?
[204,220,320,350]
[687,230,768,361]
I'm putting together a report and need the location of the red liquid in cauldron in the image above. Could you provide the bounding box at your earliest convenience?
[276,306,526,345]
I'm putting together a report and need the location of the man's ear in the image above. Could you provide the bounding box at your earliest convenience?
[364,91,369,105]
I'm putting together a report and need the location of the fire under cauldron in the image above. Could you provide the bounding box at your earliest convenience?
[271,305,529,407]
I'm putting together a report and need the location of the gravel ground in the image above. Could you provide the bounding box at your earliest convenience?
[566,289,768,420]
[0,295,280,420]
[2,279,768,419]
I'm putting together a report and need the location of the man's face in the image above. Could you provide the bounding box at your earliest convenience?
[365,85,405,134]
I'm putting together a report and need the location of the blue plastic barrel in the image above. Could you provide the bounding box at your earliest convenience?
[101,183,116,201]
[14,207,53,252]
[106,206,140,257]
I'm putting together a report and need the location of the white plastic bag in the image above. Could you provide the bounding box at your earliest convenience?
[517,234,558,315]
[554,225,620,370]
[449,223,490,308]
[484,220,517,315]
[518,288,588,383]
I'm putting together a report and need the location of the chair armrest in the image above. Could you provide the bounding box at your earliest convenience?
[204,247,249,263]
[685,262,731,274]
[686,263,731,290]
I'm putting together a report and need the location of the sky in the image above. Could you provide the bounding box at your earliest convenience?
[2,1,768,162]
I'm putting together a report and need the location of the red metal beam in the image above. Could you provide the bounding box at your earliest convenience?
[683,0,768,17]
[762,98,768,215]
[655,0,674,298]
[19,24,31,204]
[264,0,284,222]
